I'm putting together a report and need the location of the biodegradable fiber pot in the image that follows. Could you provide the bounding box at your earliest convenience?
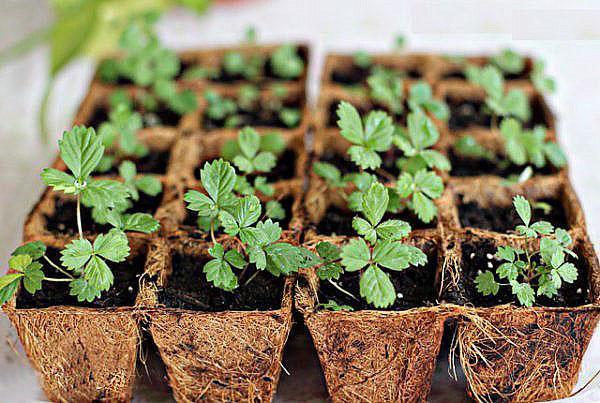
[3,241,145,402]
[141,236,294,402]
[295,236,449,403]
[449,233,600,402]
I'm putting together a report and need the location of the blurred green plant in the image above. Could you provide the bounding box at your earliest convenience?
[0,0,213,143]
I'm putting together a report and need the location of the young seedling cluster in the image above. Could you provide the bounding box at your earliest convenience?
[99,17,198,120]
[0,126,160,304]
[184,159,317,291]
[314,183,427,308]
[315,101,448,223]
[475,196,578,307]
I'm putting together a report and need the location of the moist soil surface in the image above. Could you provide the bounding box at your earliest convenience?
[446,97,547,130]
[194,149,297,182]
[448,150,557,177]
[330,64,421,85]
[16,248,145,308]
[158,253,285,311]
[455,237,590,307]
[46,193,162,236]
[459,197,569,233]
[317,239,438,310]
[88,105,180,129]
[202,99,302,130]
[315,205,436,237]
[98,150,171,176]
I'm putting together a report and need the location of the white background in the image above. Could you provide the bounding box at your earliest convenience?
[0,0,599,401]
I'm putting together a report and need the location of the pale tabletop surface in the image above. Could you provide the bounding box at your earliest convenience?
[0,0,599,401]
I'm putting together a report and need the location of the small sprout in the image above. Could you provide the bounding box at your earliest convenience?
[475,196,578,307]
[491,48,525,75]
[393,33,406,52]
[205,90,238,122]
[454,135,495,161]
[367,66,404,115]
[319,300,354,312]
[270,44,304,79]
[408,81,449,121]
[353,51,372,69]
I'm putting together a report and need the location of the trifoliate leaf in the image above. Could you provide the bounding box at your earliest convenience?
[496,245,517,262]
[360,265,396,308]
[22,261,44,294]
[200,159,236,205]
[367,67,404,115]
[93,230,130,263]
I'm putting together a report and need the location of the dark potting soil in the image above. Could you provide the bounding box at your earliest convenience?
[318,240,438,311]
[446,97,547,131]
[457,238,590,307]
[202,99,302,130]
[87,104,180,130]
[330,64,422,85]
[158,253,285,311]
[16,248,145,308]
[194,149,297,182]
[99,150,171,176]
[459,197,569,233]
[45,193,162,236]
[315,206,436,237]
[448,149,557,177]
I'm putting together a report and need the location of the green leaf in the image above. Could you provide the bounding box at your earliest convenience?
[93,230,130,262]
[373,241,426,270]
[502,89,530,121]
[9,255,33,272]
[340,238,370,272]
[479,65,504,100]
[376,220,411,241]
[265,200,285,221]
[319,299,354,311]
[367,67,404,115]
[59,126,104,181]
[260,132,286,154]
[497,262,519,282]
[119,160,137,181]
[511,282,535,307]
[317,263,344,281]
[420,150,451,171]
[555,228,572,247]
[313,162,342,186]
[454,136,494,160]
[413,192,438,223]
[279,108,301,127]
[122,213,160,233]
[254,176,274,197]
[60,238,93,270]
[234,196,262,228]
[336,101,364,144]
[84,255,113,292]
[238,127,260,159]
[264,243,313,275]
[81,179,129,210]
[557,262,578,283]
[248,245,267,270]
[22,261,44,294]
[352,217,375,242]
[253,152,277,172]
[200,159,236,205]
[492,48,524,74]
[12,241,46,260]
[184,190,216,217]
[531,221,554,235]
[360,265,396,308]
[513,195,531,226]
[316,242,341,261]
[363,111,394,151]
[496,245,517,262]
[134,175,162,196]
[475,271,499,296]
[348,146,382,170]
[270,44,304,79]
[225,250,247,269]
[362,183,389,226]
[203,256,237,290]
[41,168,77,193]
[69,277,102,302]
[544,142,567,168]
[0,274,22,304]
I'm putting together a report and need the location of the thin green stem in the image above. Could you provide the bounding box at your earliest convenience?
[76,194,84,240]
[243,270,260,287]
[210,219,216,244]
[43,255,74,279]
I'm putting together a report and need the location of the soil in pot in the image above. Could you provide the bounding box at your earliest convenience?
[16,247,145,309]
[457,237,591,307]
[88,104,180,130]
[98,150,171,176]
[330,64,421,85]
[202,98,303,130]
[46,192,163,236]
[458,197,569,233]
[194,149,297,182]
[317,239,438,310]
[157,253,285,311]
[446,97,547,130]
[315,205,436,237]
[448,149,557,177]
